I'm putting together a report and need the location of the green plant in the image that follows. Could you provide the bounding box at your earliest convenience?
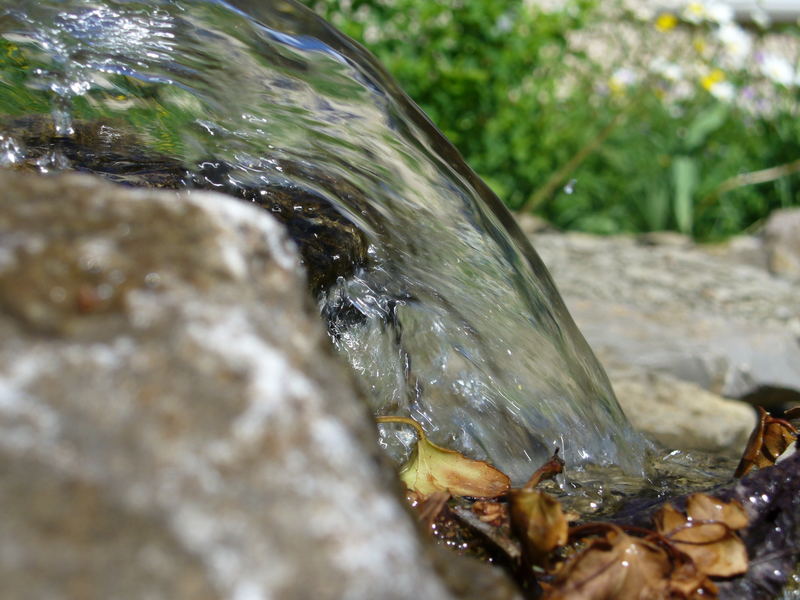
[302,0,800,240]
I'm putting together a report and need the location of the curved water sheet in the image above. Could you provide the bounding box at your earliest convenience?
[0,0,647,482]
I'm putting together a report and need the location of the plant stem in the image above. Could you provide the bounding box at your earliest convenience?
[521,112,624,214]
[375,415,426,440]
[711,158,800,197]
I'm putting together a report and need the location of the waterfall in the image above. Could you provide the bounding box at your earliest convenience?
[0,0,647,482]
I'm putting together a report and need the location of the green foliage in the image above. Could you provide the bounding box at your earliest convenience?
[301,0,800,240]
[301,0,597,205]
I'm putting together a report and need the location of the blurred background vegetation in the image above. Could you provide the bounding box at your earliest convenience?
[301,0,800,240]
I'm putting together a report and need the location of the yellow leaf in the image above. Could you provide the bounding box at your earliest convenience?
[377,416,510,498]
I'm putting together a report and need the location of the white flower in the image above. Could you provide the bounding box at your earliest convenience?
[681,1,734,24]
[709,80,735,101]
[751,8,771,29]
[630,5,656,21]
[706,1,734,23]
[760,53,796,87]
[715,23,752,67]
[672,80,695,101]
[682,2,706,24]
[610,67,638,89]
[650,57,684,82]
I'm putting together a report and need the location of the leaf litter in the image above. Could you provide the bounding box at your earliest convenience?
[734,406,797,477]
[380,411,799,598]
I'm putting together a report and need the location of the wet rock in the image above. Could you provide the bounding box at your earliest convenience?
[611,365,757,455]
[1,116,369,294]
[715,446,800,599]
[702,234,770,272]
[532,231,800,409]
[0,171,520,600]
[764,207,800,281]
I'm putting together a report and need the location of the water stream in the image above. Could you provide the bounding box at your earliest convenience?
[0,0,649,483]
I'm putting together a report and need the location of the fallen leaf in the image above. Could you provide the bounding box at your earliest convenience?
[671,522,747,578]
[509,489,568,568]
[377,416,510,498]
[544,525,715,599]
[654,496,748,578]
[685,494,748,530]
[763,419,796,460]
[735,407,797,477]
[652,502,685,535]
[668,561,718,599]
[543,526,671,599]
[416,490,451,531]
[521,449,565,490]
[472,500,507,526]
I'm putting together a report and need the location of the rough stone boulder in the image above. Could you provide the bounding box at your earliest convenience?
[529,229,800,452]
[764,207,800,281]
[610,364,756,455]
[0,171,518,600]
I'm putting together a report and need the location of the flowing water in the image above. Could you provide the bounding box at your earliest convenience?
[0,0,649,483]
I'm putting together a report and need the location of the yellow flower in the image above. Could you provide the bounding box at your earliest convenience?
[701,69,725,91]
[693,38,707,54]
[655,13,678,31]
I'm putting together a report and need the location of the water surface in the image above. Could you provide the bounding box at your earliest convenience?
[0,0,648,482]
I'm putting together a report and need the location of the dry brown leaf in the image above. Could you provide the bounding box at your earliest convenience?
[654,496,749,578]
[763,418,796,460]
[543,526,672,599]
[564,509,581,523]
[472,500,507,526]
[685,494,748,531]
[545,525,717,599]
[522,449,565,490]
[735,407,797,477]
[668,562,718,599]
[653,502,686,535]
[377,416,510,498]
[669,522,748,578]
[509,489,568,567]
[416,490,451,531]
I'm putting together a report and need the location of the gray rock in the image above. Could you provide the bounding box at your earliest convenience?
[610,364,756,455]
[701,234,770,272]
[531,231,800,407]
[764,207,800,280]
[0,171,520,600]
